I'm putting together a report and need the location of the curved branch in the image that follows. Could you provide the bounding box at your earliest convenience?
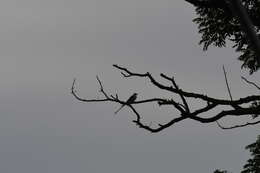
[113,64,260,105]
[160,73,190,113]
[191,106,260,123]
[72,65,260,132]
[129,105,187,133]
[71,78,112,103]
[217,120,260,129]
[241,76,260,90]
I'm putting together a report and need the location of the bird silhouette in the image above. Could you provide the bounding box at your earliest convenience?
[115,93,137,114]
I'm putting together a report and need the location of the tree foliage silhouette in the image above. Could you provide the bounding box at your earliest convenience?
[192,0,260,74]
[72,0,260,132]
[241,135,260,173]
[213,135,260,173]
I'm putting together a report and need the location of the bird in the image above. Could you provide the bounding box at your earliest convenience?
[114,93,138,114]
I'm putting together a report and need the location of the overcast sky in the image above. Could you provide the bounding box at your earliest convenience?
[0,0,259,172]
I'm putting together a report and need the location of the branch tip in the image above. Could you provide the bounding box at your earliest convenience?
[241,76,260,90]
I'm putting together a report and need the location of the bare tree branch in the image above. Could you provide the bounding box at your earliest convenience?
[71,0,260,132]
[217,120,260,129]
[223,65,233,101]
[160,73,190,113]
[241,76,260,90]
[71,78,111,103]
[129,104,188,133]
[71,65,260,132]
[113,64,260,105]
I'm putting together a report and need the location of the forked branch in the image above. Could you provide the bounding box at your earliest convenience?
[71,65,260,133]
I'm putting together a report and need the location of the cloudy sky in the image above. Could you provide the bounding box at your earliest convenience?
[0,0,259,172]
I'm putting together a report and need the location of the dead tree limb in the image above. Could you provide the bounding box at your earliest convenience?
[71,65,260,133]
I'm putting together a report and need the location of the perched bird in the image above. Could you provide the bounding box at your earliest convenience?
[114,93,137,114]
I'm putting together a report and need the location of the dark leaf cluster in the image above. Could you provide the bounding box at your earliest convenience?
[241,135,260,173]
[192,0,260,74]
[213,135,260,173]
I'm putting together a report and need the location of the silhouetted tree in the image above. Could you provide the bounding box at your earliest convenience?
[241,135,260,173]
[213,135,260,173]
[189,0,260,74]
[72,0,260,132]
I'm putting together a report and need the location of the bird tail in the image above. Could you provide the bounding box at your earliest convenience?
[114,105,125,114]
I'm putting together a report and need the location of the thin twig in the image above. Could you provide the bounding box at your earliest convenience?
[223,65,233,101]
[160,73,190,113]
[217,120,260,129]
[241,76,260,90]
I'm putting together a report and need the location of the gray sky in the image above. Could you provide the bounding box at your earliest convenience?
[0,0,259,172]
